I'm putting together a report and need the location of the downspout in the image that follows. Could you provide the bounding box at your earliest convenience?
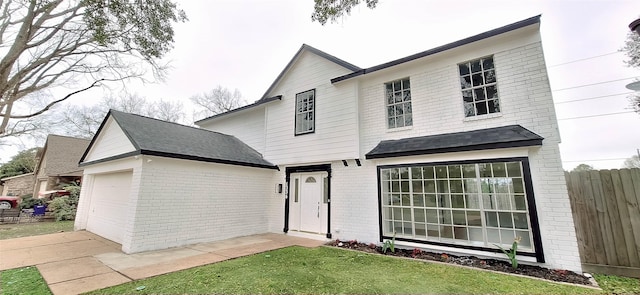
[283,172,290,233]
[326,168,332,239]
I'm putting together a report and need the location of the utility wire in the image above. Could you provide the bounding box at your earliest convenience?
[552,77,639,92]
[562,158,629,163]
[554,92,634,104]
[557,111,636,120]
[548,51,620,68]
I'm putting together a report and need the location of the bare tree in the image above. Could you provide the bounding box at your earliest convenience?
[101,93,149,115]
[623,154,640,168]
[0,0,187,140]
[59,104,106,139]
[622,31,640,114]
[150,98,185,123]
[58,94,187,138]
[190,86,247,120]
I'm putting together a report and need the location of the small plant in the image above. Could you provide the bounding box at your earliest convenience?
[381,232,396,253]
[440,253,449,262]
[411,248,422,258]
[48,196,76,221]
[368,243,376,249]
[494,236,521,269]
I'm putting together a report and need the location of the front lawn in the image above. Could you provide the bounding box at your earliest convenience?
[87,246,602,295]
[0,266,52,295]
[0,221,74,240]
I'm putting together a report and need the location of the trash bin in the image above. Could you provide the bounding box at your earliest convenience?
[33,205,46,216]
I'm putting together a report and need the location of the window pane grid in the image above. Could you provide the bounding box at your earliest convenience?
[295,90,315,134]
[385,78,412,128]
[459,56,500,117]
[380,161,533,251]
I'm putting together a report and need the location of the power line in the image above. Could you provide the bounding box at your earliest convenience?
[557,111,636,120]
[552,77,639,92]
[548,51,620,68]
[554,92,634,104]
[562,158,629,163]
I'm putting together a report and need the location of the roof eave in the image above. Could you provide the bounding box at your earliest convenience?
[365,139,543,160]
[194,95,282,125]
[332,15,541,84]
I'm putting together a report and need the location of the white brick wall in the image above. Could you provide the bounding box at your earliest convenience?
[343,26,581,271]
[123,156,275,253]
[78,23,581,272]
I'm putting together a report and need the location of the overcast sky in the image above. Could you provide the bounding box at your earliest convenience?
[4,0,640,170]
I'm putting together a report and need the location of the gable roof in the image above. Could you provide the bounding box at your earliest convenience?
[35,134,91,177]
[80,110,277,170]
[365,125,543,160]
[332,15,541,84]
[260,43,361,100]
[196,44,360,124]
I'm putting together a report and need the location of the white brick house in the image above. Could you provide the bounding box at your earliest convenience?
[75,15,582,272]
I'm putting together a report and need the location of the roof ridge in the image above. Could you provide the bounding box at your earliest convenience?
[110,109,236,138]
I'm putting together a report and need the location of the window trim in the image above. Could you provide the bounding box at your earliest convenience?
[294,89,316,136]
[458,55,500,118]
[384,77,412,129]
[376,157,545,263]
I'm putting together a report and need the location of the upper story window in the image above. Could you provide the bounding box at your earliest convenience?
[459,56,499,117]
[295,89,315,135]
[385,78,412,129]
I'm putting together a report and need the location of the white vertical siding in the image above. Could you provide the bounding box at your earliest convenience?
[83,117,136,162]
[264,50,360,165]
[198,107,267,154]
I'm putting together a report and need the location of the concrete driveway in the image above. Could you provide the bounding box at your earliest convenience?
[0,231,324,295]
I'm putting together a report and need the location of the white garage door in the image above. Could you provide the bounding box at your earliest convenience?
[86,171,132,244]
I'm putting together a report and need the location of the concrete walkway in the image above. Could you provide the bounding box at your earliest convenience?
[0,231,325,295]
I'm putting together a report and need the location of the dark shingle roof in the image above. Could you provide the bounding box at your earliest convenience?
[365,125,543,160]
[332,15,541,84]
[81,110,277,170]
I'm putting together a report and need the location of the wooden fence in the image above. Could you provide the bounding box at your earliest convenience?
[565,169,640,278]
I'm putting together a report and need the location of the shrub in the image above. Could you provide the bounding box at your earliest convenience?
[48,184,81,221]
[19,194,46,210]
[48,196,76,221]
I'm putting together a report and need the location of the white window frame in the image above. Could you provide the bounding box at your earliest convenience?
[295,89,315,135]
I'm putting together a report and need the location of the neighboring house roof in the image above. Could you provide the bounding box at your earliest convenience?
[35,135,91,177]
[197,44,361,124]
[0,172,35,181]
[80,110,277,170]
[365,125,544,160]
[332,15,541,84]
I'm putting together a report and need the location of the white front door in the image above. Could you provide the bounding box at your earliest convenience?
[290,172,326,234]
[300,174,322,232]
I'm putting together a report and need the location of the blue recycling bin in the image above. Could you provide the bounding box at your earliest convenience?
[33,205,46,216]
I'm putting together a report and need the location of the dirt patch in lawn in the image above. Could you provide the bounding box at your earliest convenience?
[327,239,593,286]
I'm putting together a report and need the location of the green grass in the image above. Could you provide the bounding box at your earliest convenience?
[0,266,52,295]
[87,246,601,295]
[0,220,74,240]
[593,274,640,294]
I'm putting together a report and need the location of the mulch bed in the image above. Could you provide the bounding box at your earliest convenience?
[327,239,594,286]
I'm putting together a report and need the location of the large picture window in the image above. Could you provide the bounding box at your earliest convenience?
[385,78,412,129]
[295,89,315,135]
[459,56,499,117]
[379,159,539,255]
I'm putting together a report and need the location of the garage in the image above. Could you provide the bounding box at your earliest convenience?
[85,171,132,244]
